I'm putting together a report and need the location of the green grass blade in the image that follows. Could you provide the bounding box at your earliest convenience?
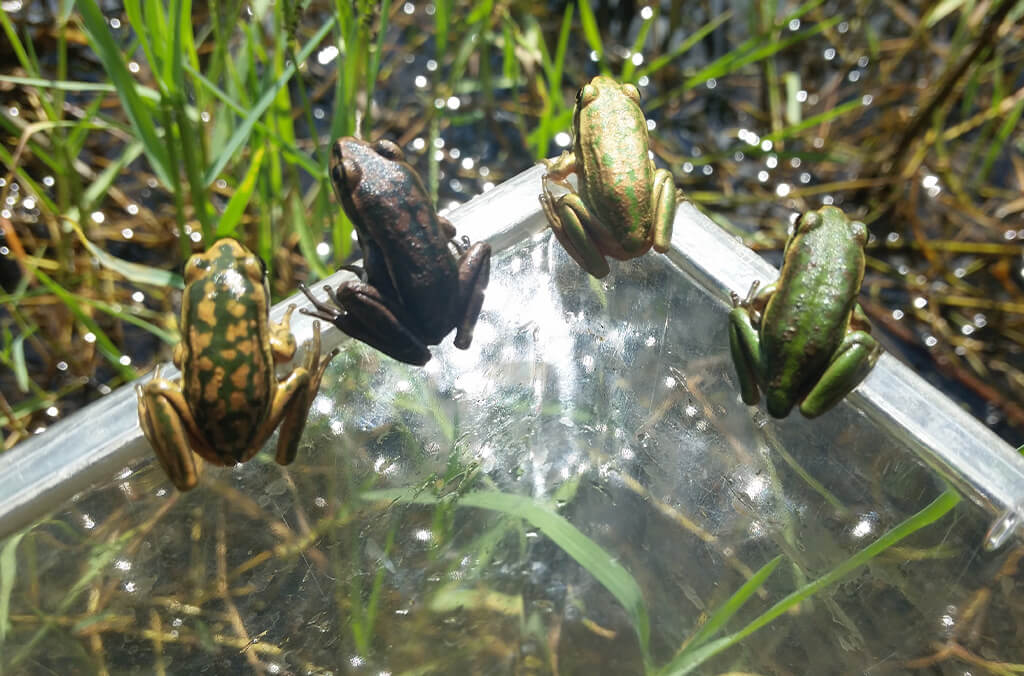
[638,11,732,80]
[290,191,331,280]
[32,270,137,380]
[980,95,1024,181]
[82,141,145,211]
[203,16,336,186]
[214,145,265,239]
[0,532,27,642]
[73,296,179,346]
[0,10,33,72]
[683,16,840,91]
[659,489,961,675]
[11,332,30,392]
[684,555,782,651]
[182,64,321,177]
[76,0,173,187]
[66,211,184,288]
[621,5,656,82]
[577,0,607,73]
[363,488,651,660]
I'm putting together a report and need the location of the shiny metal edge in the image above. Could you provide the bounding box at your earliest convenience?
[1,163,1021,544]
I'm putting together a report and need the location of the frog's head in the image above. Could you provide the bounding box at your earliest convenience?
[576,76,641,110]
[329,136,428,231]
[799,206,868,248]
[184,238,266,288]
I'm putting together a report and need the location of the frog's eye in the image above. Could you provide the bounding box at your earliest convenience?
[375,139,404,162]
[255,254,268,281]
[622,84,641,103]
[183,256,207,283]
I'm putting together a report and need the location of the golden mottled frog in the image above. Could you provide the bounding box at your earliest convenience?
[137,238,338,490]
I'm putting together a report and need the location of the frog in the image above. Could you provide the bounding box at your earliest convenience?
[137,238,338,491]
[728,206,883,419]
[299,136,491,366]
[539,75,681,279]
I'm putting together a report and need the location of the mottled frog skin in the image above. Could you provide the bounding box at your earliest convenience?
[301,137,491,366]
[540,75,681,278]
[728,206,882,418]
[137,238,338,490]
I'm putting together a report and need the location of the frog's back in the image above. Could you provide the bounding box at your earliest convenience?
[356,157,460,341]
[576,91,655,257]
[180,272,273,458]
[760,222,864,416]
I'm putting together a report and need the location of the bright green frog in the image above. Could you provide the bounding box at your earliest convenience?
[137,238,338,491]
[728,206,882,418]
[540,75,680,278]
[300,136,491,366]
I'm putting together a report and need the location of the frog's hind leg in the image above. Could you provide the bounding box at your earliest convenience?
[260,321,340,467]
[798,330,882,418]
[453,241,492,350]
[728,281,777,408]
[301,281,432,365]
[539,182,610,278]
[650,167,678,253]
[137,370,219,491]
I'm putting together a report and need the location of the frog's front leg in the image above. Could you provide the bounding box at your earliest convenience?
[539,180,611,278]
[137,368,219,491]
[300,282,432,366]
[727,281,774,406]
[650,167,678,253]
[244,321,339,465]
[452,241,491,349]
[540,152,577,190]
[798,326,881,418]
[268,304,298,363]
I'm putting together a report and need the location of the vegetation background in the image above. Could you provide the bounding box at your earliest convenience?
[1,0,1022,450]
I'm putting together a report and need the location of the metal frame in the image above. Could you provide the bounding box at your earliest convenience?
[2,164,1021,545]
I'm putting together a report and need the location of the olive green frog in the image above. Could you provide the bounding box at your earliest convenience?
[728,206,882,418]
[137,238,338,491]
[540,75,680,278]
[300,137,491,366]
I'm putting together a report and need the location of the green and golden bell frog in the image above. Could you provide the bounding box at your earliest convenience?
[539,75,681,278]
[300,137,491,366]
[137,238,338,491]
[728,206,882,418]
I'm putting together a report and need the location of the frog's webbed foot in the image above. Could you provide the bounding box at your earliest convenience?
[261,320,340,466]
[299,282,343,324]
[798,330,882,418]
[453,241,492,350]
